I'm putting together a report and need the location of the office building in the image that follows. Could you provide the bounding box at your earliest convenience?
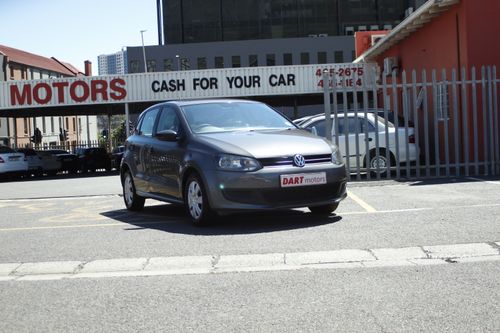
[98,50,128,75]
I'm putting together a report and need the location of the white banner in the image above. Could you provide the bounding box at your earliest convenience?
[0,63,377,110]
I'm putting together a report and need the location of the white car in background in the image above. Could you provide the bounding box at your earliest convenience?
[295,112,418,174]
[0,146,28,179]
[16,148,44,177]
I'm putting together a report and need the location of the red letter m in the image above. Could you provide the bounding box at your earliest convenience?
[10,84,32,106]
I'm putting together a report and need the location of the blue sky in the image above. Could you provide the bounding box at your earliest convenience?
[0,0,159,75]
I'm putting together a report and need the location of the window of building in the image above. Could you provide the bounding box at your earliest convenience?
[215,56,224,68]
[50,117,54,134]
[129,60,139,73]
[65,118,69,131]
[180,58,190,70]
[42,118,46,134]
[164,58,173,71]
[300,52,310,64]
[266,54,276,66]
[147,60,157,72]
[283,53,293,65]
[317,51,327,64]
[197,57,207,69]
[23,118,28,135]
[249,55,258,67]
[334,51,344,63]
[72,118,76,131]
[232,56,241,68]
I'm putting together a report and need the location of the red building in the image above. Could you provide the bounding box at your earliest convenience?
[354,0,499,174]
[355,0,500,71]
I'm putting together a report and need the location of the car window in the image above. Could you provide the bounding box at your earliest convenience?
[305,120,325,137]
[181,102,294,134]
[0,146,15,154]
[138,107,160,137]
[156,106,180,133]
[338,117,376,135]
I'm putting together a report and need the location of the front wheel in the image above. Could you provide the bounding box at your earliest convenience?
[308,202,339,215]
[123,170,145,211]
[184,173,216,226]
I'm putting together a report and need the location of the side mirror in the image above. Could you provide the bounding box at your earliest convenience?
[156,129,179,142]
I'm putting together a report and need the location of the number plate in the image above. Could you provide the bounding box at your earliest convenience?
[280,172,327,188]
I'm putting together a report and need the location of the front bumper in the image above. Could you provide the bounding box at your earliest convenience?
[203,163,347,212]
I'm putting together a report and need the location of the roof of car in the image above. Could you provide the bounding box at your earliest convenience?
[163,99,260,107]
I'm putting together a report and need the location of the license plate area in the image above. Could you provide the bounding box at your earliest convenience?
[280,172,327,188]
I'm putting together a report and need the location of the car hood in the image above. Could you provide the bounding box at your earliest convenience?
[196,128,334,158]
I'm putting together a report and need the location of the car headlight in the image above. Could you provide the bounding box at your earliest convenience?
[217,154,262,172]
[331,146,344,165]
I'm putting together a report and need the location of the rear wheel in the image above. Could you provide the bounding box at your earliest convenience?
[308,202,339,215]
[366,149,395,176]
[184,173,216,226]
[123,170,145,211]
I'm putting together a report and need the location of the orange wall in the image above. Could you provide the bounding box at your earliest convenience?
[463,0,500,69]
[375,0,500,72]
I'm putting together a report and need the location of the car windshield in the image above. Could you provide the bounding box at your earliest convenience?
[181,102,295,134]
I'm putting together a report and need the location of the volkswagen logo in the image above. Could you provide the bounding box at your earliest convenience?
[293,154,306,167]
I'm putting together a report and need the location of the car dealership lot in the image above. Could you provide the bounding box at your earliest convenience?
[0,175,499,332]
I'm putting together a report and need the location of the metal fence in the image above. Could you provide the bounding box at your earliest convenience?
[321,66,499,181]
[19,140,105,153]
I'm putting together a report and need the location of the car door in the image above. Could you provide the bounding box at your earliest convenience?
[148,105,184,199]
[337,115,373,172]
[129,106,161,193]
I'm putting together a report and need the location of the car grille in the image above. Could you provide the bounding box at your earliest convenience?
[222,182,346,206]
[259,154,331,167]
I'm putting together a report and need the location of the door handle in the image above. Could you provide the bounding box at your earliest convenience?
[365,137,373,142]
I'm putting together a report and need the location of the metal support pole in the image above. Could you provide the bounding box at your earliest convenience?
[322,69,332,142]
[140,30,147,73]
[125,103,130,138]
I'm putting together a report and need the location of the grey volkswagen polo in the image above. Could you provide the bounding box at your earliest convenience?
[121,99,347,225]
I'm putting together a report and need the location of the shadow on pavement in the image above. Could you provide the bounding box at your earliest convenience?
[101,203,342,236]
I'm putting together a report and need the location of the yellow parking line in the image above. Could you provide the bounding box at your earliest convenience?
[347,190,377,213]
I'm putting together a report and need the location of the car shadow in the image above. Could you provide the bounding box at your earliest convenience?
[100,203,342,236]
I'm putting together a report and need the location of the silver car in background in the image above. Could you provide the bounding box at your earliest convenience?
[295,112,418,175]
[121,99,347,225]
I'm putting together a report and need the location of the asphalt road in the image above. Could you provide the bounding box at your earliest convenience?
[0,173,499,332]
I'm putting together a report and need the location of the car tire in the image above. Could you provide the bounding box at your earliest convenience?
[123,170,145,211]
[184,173,216,226]
[366,149,395,176]
[308,202,339,215]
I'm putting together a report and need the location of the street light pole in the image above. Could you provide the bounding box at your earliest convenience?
[176,54,181,71]
[140,30,147,72]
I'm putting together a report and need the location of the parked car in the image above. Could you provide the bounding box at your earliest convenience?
[295,112,418,174]
[120,99,347,226]
[75,147,111,173]
[46,149,79,174]
[0,146,28,179]
[111,145,125,170]
[34,150,62,176]
[16,148,44,177]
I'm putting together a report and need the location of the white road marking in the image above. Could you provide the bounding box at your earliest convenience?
[1,241,498,282]
[467,177,500,185]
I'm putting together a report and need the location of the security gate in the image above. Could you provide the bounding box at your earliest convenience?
[321,66,499,181]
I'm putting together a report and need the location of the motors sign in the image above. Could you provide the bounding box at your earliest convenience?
[0,63,376,110]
